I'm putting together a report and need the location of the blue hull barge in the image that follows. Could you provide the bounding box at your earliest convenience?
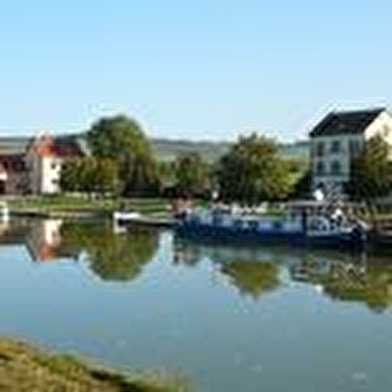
[175,202,367,252]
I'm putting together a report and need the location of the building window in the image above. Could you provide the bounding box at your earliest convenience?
[316,141,325,157]
[331,161,341,175]
[315,161,325,175]
[330,140,341,153]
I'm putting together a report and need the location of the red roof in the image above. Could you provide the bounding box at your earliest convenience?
[32,135,83,158]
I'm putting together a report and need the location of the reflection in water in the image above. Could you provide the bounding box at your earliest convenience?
[174,239,283,300]
[2,218,392,309]
[220,261,279,300]
[0,218,159,283]
[174,237,392,311]
[59,221,159,282]
[291,256,392,312]
[26,219,63,261]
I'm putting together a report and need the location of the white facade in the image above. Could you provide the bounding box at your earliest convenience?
[40,156,62,194]
[23,134,81,195]
[310,110,392,195]
[25,155,62,195]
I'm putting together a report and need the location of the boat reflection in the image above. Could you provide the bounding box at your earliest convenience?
[290,255,392,312]
[173,237,392,311]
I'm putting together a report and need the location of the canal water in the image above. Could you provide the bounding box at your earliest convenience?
[1,218,392,391]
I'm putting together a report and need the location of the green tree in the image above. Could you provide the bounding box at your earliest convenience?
[174,153,210,197]
[60,157,118,196]
[59,222,159,282]
[216,134,293,204]
[157,160,177,188]
[347,135,392,207]
[86,115,160,196]
[289,169,312,199]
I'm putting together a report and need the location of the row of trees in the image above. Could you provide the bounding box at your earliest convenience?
[61,113,305,202]
[60,114,391,204]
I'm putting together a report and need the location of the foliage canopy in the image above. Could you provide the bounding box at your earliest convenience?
[86,115,160,196]
[215,134,293,204]
[346,135,392,204]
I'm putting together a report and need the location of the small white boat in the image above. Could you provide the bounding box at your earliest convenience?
[113,211,141,223]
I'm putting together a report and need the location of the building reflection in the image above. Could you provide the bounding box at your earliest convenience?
[25,219,64,261]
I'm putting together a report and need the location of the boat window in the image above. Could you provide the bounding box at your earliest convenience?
[274,221,282,230]
[249,220,259,230]
[233,219,243,229]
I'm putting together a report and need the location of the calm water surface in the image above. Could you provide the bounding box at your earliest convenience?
[1,218,392,391]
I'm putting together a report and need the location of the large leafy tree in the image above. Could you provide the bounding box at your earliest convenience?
[174,152,210,197]
[60,157,118,196]
[216,134,293,204]
[86,115,160,196]
[346,135,392,206]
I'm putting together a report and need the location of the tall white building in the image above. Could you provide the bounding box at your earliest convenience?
[309,108,392,195]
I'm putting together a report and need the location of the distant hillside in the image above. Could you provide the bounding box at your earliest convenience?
[0,135,310,162]
[151,138,309,162]
[151,138,230,162]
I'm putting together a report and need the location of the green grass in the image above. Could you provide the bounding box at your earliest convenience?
[0,338,191,391]
[5,195,171,216]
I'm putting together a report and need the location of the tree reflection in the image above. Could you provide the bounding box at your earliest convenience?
[219,261,280,300]
[173,237,281,300]
[290,256,392,312]
[59,221,159,282]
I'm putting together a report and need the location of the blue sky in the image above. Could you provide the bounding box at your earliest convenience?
[0,0,391,141]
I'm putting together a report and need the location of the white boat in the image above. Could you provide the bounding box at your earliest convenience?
[113,211,141,223]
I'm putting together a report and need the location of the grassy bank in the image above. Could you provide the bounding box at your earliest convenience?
[0,338,187,391]
[4,195,172,218]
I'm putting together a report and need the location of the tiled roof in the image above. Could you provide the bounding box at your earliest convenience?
[53,137,85,157]
[31,135,84,158]
[309,108,385,137]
